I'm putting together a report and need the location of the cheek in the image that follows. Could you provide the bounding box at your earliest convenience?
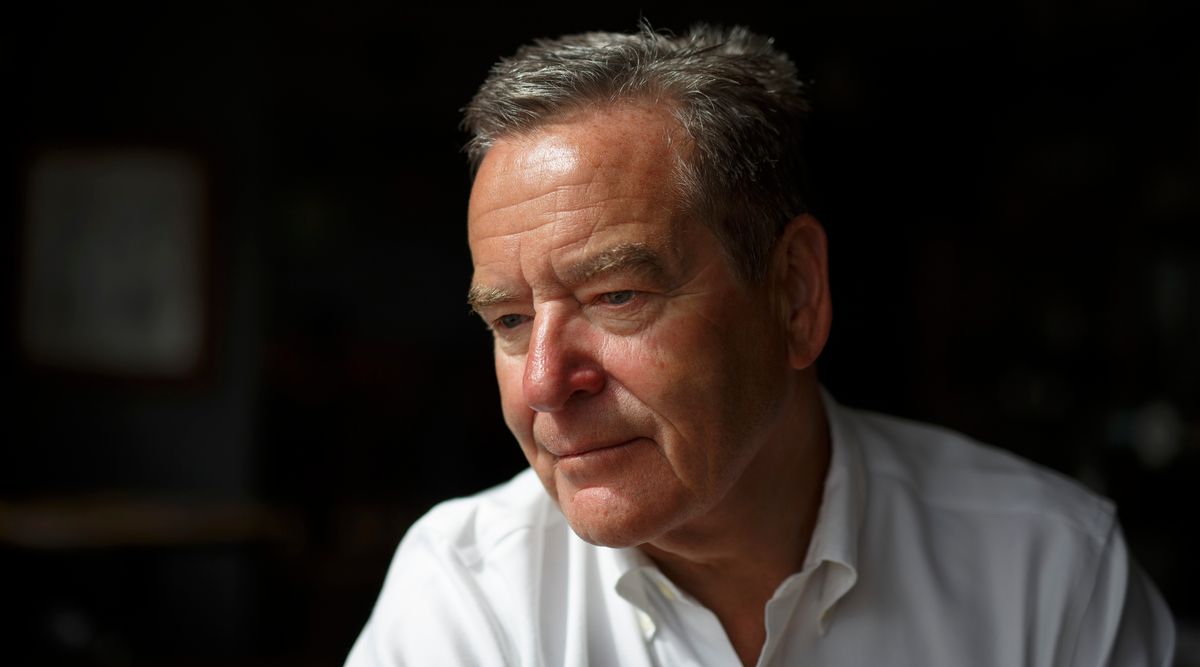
[601,321,721,444]
[604,301,784,447]
[495,349,564,506]
[495,352,532,437]
[610,314,717,396]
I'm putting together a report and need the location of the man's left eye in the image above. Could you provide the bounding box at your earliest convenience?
[599,290,637,305]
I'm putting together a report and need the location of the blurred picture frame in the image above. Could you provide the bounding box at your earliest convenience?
[18,148,212,380]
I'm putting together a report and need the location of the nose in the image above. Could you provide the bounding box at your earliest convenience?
[523,307,605,412]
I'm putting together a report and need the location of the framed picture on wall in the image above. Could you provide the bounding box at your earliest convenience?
[18,148,211,380]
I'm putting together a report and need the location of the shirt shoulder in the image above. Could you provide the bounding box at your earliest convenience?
[345,469,568,667]
[828,406,1177,665]
[410,467,564,567]
[846,406,1115,543]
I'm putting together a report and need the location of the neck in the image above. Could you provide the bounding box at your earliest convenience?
[638,377,831,666]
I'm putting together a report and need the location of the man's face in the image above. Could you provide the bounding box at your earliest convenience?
[467,106,792,548]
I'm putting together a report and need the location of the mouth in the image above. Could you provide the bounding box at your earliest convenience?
[555,439,638,461]
[550,438,645,482]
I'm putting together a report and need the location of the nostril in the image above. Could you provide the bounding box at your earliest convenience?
[569,366,606,398]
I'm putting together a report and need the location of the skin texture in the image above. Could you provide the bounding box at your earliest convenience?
[468,104,833,666]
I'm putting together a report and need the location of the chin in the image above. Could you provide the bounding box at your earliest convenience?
[559,485,683,548]
[567,520,649,549]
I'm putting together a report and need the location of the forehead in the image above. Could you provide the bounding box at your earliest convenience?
[467,105,688,248]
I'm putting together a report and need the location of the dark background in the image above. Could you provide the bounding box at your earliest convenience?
[4,1,1198,664]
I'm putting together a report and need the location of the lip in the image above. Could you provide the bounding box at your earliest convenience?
[561,441,638,460]
[548,438,639,459]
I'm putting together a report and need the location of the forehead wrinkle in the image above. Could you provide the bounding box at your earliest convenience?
[468,107,693,318]
[468,217,530,315]
[469,184,590,245]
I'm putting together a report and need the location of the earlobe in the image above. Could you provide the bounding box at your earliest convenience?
[777,214,832,370]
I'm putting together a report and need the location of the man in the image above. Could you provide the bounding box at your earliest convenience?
[347,25,1174,666]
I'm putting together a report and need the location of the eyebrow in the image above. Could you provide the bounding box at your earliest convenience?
[466,284,517,313]
[466,242,667,313]
[560,242,666,287]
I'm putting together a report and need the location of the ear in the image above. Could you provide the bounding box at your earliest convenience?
[774,213,832,370]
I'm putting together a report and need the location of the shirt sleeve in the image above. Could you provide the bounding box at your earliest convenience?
[1068,521,1175,667]
[344,518,515,667]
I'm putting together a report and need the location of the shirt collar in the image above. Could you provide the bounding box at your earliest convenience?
[608,545,656,608]
[807,387,865,633]
[604,387,867,634]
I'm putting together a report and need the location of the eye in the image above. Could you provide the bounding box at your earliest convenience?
[495,313,531,330]
[599,290,637,306]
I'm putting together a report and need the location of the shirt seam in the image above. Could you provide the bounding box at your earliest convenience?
[866,467,1112,545]
[1062,512,1118,667]
[443,531,523,665]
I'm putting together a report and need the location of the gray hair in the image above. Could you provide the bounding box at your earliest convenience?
[462,23,811,281]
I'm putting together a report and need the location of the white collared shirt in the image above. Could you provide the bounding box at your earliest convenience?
[346,395,1175,666]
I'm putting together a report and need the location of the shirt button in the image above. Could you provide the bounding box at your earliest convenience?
[637,610,656,639]
[654,579,676,601]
